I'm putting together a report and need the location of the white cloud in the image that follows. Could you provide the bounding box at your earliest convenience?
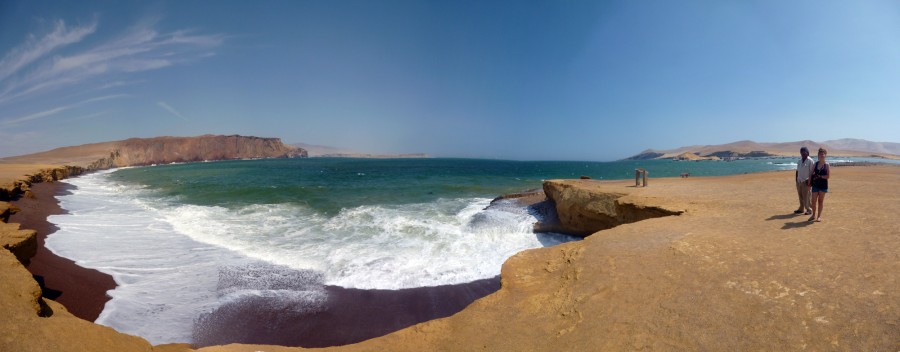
[157,101,185,119]
[1,106,73,126]
[0,17,225,106]
[67,111,110,122]
[0,94,128,126]
[0,19,98,82]
[97,80,138,90]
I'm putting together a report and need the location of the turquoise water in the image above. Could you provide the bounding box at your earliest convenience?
[108,157,813,214]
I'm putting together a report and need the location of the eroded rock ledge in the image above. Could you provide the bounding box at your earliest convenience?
[538,179,684,236]
[0,166,86,201]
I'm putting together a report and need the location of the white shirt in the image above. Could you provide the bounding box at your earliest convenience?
[797,157,814,183]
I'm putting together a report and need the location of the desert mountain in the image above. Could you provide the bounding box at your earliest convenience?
[822,138,900,156]
[625,139,900,160]
[0,135,306,168]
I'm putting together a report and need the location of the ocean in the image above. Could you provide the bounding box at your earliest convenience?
[42,157,872,344]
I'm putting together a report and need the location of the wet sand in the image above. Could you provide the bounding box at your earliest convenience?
[193,277,499,348]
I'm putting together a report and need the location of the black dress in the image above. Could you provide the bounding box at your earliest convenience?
[812,162,829,190]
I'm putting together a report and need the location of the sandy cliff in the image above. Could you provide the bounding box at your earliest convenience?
[1,165,897,351]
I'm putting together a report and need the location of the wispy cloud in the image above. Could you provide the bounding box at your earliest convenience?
[0,17,225,106]
[67,111,111,122]
[0,94,128,127]
[157,101,185,119]
[96,80,142,90]
[0,19,98,82]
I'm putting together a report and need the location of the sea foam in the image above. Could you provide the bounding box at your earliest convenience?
[45,170,577,344]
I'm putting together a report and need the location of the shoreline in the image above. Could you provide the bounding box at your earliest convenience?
[10,181,116,321]
[10,172,504,347]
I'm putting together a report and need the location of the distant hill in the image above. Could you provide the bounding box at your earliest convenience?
[0,135,306,168]
[822,138,900,156]
[624,139,900,160]
[290,143,429,159]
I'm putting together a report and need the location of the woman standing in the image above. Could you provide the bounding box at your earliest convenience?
[809,147,830,222]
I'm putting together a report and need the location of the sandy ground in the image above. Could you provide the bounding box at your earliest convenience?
[1,165,898,351]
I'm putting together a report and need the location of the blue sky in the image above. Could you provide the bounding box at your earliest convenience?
[1,1,898,160]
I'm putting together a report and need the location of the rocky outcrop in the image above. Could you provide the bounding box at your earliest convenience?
[0,202,16,223]
[0,223,37,266]
[1,167,87,202]
[672,152,720,161]
[26,166,86,183]
[624,150,665,160]
[541,180,683,236]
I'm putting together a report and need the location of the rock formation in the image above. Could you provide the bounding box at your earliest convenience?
[541,180,684,236]
[0,222,36,266]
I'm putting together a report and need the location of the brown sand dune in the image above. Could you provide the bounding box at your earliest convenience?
[1,165,898,351]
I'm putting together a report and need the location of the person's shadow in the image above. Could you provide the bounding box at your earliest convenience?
[767,213,813,229]
[766,214,797,221]
[781,221,813,229]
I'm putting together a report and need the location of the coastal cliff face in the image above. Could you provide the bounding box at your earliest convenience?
[75,135,306,169]
[0,223,36,266]
[1,135,307,170]
[541,180,683,236]
[109,135,306,167]
[0,166,85,201]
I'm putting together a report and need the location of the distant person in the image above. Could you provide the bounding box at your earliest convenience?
[794,147,814,215]
[809,148,830,222]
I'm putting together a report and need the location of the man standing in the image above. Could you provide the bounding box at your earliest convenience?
[794,147,814,215]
